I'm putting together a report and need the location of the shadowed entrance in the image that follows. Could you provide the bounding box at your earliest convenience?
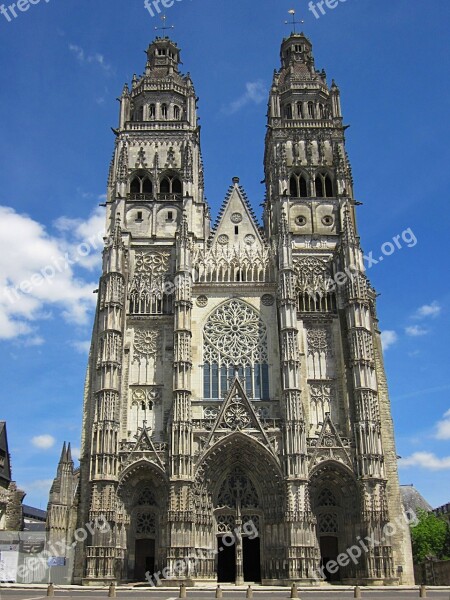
[310,462,361,583]
[319,536,339,582]
[217,537,236,582]
[243,536,261,582]
[135,539,155,581]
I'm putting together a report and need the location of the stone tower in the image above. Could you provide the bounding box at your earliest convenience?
[46,442,78,550]
[51,33,414,586]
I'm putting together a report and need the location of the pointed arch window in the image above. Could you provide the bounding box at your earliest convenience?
[129,173,153,197]
[203,300,269,400]
[149,104,156,119]
[130,178,141,194]
[142,178,153,194]
[290,172,308,198]
[173,105,180,120]
[308,102,315,119]
[297,102,304,118]
[161,103,168,119]
[315,172,334,198]
[160,174,182,196]
[284,104,293,119]
[135,106,144,121]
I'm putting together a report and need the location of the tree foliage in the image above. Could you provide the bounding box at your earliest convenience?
[410,509,450,563]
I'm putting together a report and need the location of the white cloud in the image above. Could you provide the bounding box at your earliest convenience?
[414,301,441,319]
[71,447,81,461]
[22,478,54,493]
[224,80,266,114]
[0,205,101,341]
[54,206,105,271]
[381,330,398,350]
[69,44,114,75]
[435,409,450,440]
[405,325,429,337]
[399,452,450,470]
[72,340,91,354]
[31,435,56,450]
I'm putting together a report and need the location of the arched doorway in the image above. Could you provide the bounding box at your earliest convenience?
[215,467,262,583]
[196,432,285,584]
[309,463,360,583]
[117,461,168,582]
[132,486,158,581]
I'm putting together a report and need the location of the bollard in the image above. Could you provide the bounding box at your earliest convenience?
[108,582,116,598]
[290,582,299,599]
[215,585,223,598]
[246,585,253,598]
[179,583,187,598]
[47,583,54,597]
[354,585,362,598]
[419,585,427,598]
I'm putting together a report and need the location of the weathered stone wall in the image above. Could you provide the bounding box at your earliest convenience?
[4,481,25,531]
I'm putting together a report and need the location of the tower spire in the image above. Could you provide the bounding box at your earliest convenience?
[59,441,67,464]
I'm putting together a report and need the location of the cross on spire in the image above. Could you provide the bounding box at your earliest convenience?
[154,14,175,34]
[285,8,304,34]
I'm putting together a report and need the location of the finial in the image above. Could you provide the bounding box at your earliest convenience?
[154,14,175,34]
[285,9,304,34]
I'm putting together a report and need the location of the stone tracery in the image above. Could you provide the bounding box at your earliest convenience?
[203,300,269,399]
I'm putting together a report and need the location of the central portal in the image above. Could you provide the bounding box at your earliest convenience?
[217,536,261,583]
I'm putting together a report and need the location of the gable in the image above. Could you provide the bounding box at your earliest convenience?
[210,179,265,250]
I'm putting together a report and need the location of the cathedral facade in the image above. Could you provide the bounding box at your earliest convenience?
[47,33,414,586]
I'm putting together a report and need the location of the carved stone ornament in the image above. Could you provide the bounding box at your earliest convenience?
[231,212,243,224]
[134,329,160,358]
[196,295,209,308]
[261,294,275,306]
[224,394,251,430]
[307,327,332,355]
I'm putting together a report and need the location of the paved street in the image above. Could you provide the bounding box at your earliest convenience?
[0,587,449,600]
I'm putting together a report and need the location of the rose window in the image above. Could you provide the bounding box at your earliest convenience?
[203,300,269,400]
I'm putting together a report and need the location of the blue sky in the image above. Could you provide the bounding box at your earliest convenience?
[0,0,449,510]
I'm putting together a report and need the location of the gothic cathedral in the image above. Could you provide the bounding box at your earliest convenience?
[47,33,414,586]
